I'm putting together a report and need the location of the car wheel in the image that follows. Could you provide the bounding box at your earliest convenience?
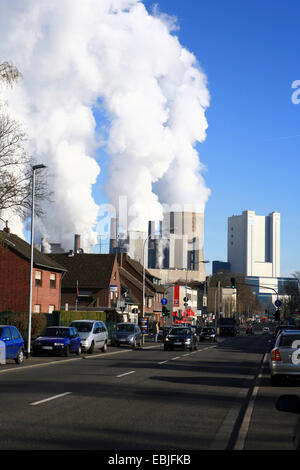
[64,346,70,357]
[88,342,94,354]
[101,342,107,353]
[15,349,24,364]
[76,345,82,355]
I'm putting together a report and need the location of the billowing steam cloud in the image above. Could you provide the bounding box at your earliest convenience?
[0,0,210,251]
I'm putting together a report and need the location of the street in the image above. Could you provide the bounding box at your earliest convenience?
[0,330,298,451]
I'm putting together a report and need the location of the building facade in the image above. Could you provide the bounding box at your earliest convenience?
[228,210,280,278]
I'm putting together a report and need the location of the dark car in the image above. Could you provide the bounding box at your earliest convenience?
[274,324,299,339]
[0,325,25,364]
[199,327,217,342]
[111,323,142,348]
[164,326,198,351]
[32,326,82,357]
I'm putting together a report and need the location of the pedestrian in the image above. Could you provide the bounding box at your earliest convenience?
[154,322,159,342]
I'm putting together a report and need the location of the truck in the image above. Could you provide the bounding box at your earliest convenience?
[219,317,238,336]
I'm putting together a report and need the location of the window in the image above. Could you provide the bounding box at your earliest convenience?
[33,304,41,313]
[48,305,55,314]
[11,327,21,340]
[50,273,56,289]
[35,270,42,287]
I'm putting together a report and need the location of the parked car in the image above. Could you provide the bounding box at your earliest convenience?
[70,320,108,353]
[111,323,142,348]
[164,326,198,351]
[269,330,300,386]
[274,324,299,339]
[32,326,82,357]
[199,327,217,342]
[0,325,25,364]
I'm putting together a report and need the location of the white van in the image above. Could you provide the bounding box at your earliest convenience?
[70,320,108,353]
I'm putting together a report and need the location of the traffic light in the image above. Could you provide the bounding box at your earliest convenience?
[162,306,170,317]
[274,309,280,322]
[230,277,236,289]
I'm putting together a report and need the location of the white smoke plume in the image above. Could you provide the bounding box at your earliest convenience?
[0,0,210,251]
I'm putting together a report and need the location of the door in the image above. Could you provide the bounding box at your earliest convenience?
[1,327,14,359]
[94,322,104,349]
[70,327,80,352]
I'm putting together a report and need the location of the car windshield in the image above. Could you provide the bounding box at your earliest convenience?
[169,328,192,335]
[71,322,92,332]
[116,324,134,332]
[203,328,214,333]
[279,334,300,347]
[43,328,70,337]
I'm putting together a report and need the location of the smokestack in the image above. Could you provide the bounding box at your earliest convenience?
[109,217,118,254]
[74,234,80,253]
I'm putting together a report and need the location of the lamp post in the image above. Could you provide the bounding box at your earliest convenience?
[27,164,46,358]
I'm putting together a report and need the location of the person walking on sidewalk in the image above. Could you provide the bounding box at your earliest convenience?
[154,322,159,342]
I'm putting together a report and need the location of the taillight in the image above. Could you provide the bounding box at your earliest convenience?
[271,348,282,361]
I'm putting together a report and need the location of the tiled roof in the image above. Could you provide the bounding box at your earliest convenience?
[48,253,116,289]
[0,231,66,272]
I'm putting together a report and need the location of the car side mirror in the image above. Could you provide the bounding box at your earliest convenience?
[276,395,300,414]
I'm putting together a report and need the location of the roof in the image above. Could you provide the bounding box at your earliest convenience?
[119,266,153,297]
[124,257,165,294]
[0,230,66,272]
[48,253,116,289]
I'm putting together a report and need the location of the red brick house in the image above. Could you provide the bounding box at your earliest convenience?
[0,228,66,314]
[48,253,121,309]
[118,252,165,322]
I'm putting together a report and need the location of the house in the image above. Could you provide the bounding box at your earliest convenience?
[0,227,66,314]
[48,252,121,309]
[118,252,165,323]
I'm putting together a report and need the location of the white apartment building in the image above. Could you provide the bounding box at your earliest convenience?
[228,210,280,278]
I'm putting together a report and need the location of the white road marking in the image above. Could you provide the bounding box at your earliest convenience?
[171,356,180,360]
[116,370,136,378]
[158,360,169,364]
[233,353,268,450]
[30,392,72,406]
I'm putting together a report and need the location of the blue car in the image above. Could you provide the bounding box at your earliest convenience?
[0,325,25,364]
[33,326,82,357]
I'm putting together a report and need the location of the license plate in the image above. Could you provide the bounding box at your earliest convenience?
[42,346,53,350]
[174,342,182,345]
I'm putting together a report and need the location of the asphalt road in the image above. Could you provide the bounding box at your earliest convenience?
[0,331,298,451]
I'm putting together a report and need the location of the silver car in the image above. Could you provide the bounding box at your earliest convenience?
[70,320,108,354]
[269,330,300,386]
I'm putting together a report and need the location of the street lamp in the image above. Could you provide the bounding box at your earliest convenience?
[27,164,47,358]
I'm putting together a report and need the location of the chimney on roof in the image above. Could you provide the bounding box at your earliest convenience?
[2,221,10,233]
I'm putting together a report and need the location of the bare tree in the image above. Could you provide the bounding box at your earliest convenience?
[0,61,51,220]
[0,61,22,87]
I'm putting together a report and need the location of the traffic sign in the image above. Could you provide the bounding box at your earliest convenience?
[275,300,282,307]
[161,298,168,305]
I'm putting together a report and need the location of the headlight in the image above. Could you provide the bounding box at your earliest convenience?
[165,338,169,341]
[185,338,191,343]
[54,342,64,346]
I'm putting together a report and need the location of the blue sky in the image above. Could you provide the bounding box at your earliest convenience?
[138,0,300,277]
